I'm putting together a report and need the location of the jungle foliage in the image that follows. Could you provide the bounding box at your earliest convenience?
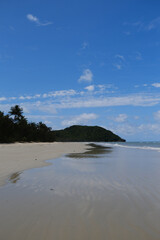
[0,105,125,143]
[0,105,55,143]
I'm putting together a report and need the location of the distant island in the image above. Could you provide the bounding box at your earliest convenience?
[0,105,125,143]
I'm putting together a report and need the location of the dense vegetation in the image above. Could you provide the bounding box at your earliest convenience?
[0,105,125,143]
[0,105,55,143]
[54,125,125,142]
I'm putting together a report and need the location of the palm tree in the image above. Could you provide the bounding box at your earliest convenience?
[9,105,24,123]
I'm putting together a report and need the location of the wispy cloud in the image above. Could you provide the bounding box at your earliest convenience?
[0,97,7,101]
[42,90,77,98]
[124,17,160,32]
[152,83,160,88]
[54,94,160,109]
[114,114,128,123]
[61,113,98,126]
[135,51,142,60]
[132,21,144,31]
[114,54,125,70]
[154,110,160,121]
[110,123,137,136]
[78,69,93,83]
[26,14,53,26]
[21,101,57,114]
[124,20,144,31]
[114,64,122,70]
[115,55,125,61]
[147,17,160,31]
[0,86,114,104]
[81,42,88,50]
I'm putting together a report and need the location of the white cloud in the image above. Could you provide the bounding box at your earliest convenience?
[19,94,41,100]
[85,85,94,91]
[114,114,128,122]
[27,14,39,23]
[0,97,7,101]
[152,83,160,88]
[27,14,52,26]
[78,69,93,83]
[19,96,32,100]
[61,113,98,126]
[97,85,106,91]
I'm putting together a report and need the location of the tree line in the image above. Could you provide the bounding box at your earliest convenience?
[0,105,125,143]
[0,105,55,143]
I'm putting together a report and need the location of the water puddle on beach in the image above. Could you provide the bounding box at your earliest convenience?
[0,144,160,240]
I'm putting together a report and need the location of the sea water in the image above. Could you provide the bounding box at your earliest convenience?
[0,143,160,240]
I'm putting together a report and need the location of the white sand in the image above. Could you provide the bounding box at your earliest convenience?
[0,142,87,186]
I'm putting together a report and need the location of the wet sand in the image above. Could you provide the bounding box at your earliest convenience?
[0,144,160,240]
[0,142,87,186]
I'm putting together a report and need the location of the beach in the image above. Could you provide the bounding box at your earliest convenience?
[0,142,160,240]
[0,142,87,186]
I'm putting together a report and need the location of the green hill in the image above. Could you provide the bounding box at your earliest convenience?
[54,125,125,142]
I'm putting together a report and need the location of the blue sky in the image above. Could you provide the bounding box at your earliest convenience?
[1,0,160,141]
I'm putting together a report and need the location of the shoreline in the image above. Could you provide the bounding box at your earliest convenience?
[0,142,87,187]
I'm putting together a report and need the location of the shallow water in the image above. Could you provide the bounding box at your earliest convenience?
[0,144,160,240]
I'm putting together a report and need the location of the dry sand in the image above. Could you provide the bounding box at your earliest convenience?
[0,142,87,186]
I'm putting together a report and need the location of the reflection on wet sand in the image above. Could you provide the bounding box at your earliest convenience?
[9,171,21,184]
[67,143,112,158]
[0,144,160,240]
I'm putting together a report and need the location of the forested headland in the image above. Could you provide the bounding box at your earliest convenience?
[54,125,125,142]
[0,105,125,143]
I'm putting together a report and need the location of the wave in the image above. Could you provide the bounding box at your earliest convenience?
[94,142,160,152]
